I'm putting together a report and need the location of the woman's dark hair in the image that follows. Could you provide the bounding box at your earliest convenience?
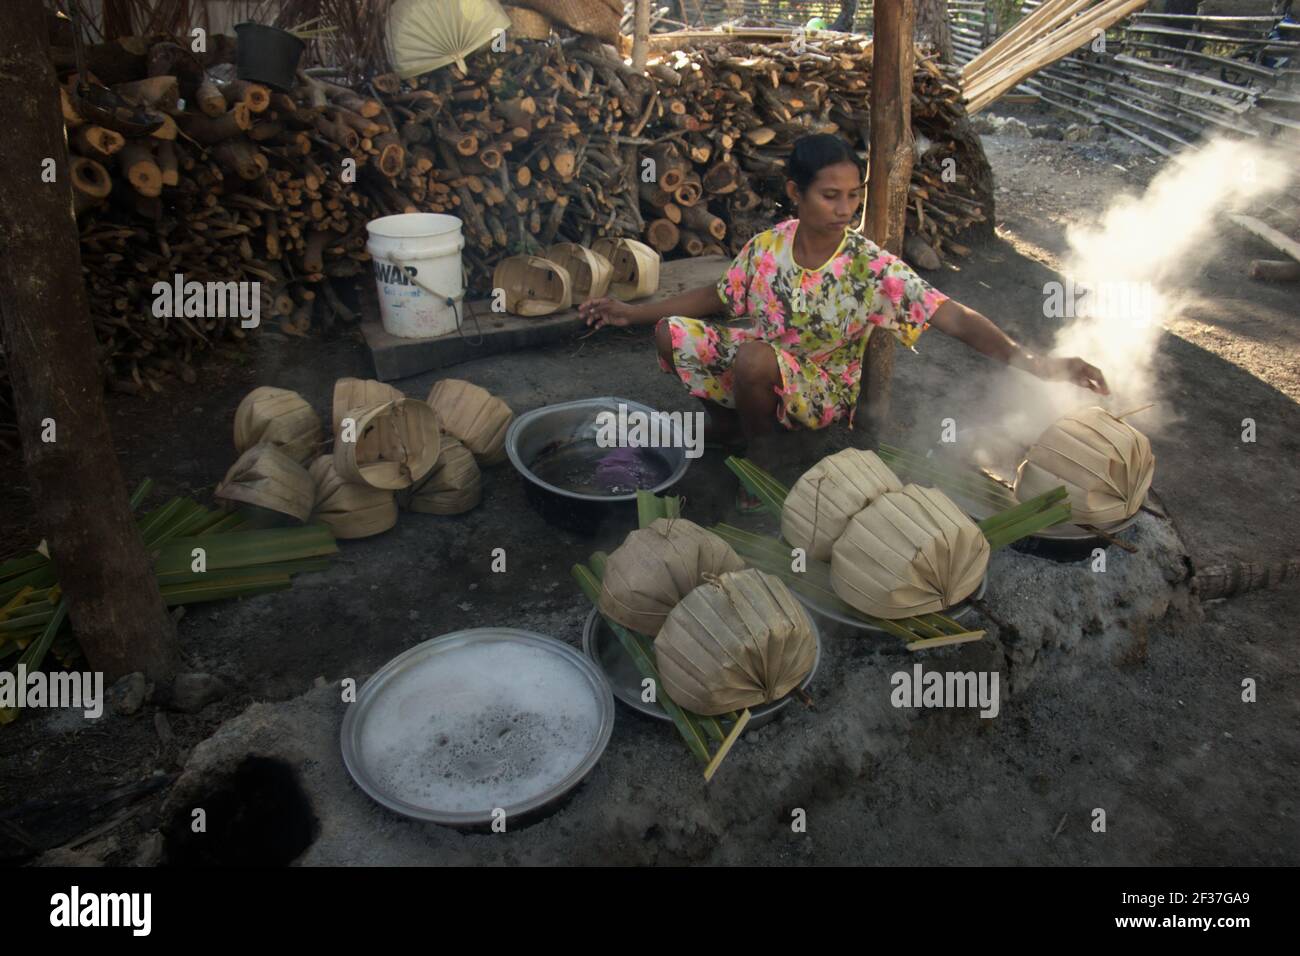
[786,134,867,194]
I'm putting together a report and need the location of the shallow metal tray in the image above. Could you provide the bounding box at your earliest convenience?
[790,576,987,634]
[581,608,820,729]
[340,628,615,827]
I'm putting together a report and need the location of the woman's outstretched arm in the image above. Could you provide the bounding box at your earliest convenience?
[929,298,1110,395]
[578,282,725,329]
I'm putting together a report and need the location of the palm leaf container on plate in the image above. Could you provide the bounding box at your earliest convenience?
[830,484,991,619]
[572,491,752,780]
[782,447,903,562]
[722,456,1071,646]
[596,517,745,638]
[655,568,817,716]
[1014,406,1155,526]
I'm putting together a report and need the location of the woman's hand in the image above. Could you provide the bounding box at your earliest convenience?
[1036,355,1110,395]
[579,297,639,329]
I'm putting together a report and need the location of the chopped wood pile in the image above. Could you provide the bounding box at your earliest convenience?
[378,30,992,268]
[2,27,993,418]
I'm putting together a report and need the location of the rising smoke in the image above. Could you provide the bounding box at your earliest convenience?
[977,135,1292,468]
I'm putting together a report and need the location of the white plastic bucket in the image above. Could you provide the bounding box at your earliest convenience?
[366,213,465,338]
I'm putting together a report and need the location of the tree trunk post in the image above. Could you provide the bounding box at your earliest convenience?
[915,0,954,63]
[633,0,650,71]
[0,0,179,682]
[863,0,917,435]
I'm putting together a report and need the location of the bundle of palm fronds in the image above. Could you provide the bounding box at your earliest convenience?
[0,479,337,722]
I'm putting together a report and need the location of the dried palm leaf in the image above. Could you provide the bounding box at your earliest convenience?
[1014,406,1155,526]
[655,569,816,716]
[782,448,903,562]
[309,455,398,538]
[831,484,991,620]
[598,518,745,637]
[233,386,322,464]
[426,378,513,466]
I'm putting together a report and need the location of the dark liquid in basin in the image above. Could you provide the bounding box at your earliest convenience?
[530,441,674,496]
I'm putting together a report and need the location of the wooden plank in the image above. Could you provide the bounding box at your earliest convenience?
[1094,101,1197,147]
[1098,116,1176,156]
[1227,213,1300,264]
[1122,38,1280,79]
[362,255,729,381]
[1123,24,1300,49]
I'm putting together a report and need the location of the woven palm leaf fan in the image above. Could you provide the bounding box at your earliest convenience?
[655,568,816,716]
[1014,406,1155,526]
[309,455,398,539]
[493,255,572,316]
[546,243,612,300]
[386,0,513,78]
[233,386,322,465]
[426,378,513,465]
[399,435,482,514]
[598,518,745,637]
[215,443,315,523]
[591,237,660,299]
[782,448,903,562]
[831,484,990,619]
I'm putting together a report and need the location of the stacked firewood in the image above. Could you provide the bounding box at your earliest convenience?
[58,35,409,393]
[18,29,993,406]
[378,32,992,272]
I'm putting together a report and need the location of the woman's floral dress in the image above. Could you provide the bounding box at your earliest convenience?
[656,219,950,430]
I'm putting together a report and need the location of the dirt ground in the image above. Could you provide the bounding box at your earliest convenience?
[1,103,1296,866]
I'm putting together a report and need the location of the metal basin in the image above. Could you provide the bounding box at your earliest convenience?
[340,628,615,827]
[505,396,692,534]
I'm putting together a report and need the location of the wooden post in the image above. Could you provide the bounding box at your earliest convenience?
[633,0,650,71]
[863,0,917,434]
[916,0,954,63]
[0,0,179,682]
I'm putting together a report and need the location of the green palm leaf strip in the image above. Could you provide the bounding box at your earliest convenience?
[0,482,338,695]
[724,456,790,516]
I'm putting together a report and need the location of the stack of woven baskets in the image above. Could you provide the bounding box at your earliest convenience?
[493,237,660,317]
[214,378,514,538]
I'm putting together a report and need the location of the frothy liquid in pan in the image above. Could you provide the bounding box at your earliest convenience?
[360,642,602,813]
